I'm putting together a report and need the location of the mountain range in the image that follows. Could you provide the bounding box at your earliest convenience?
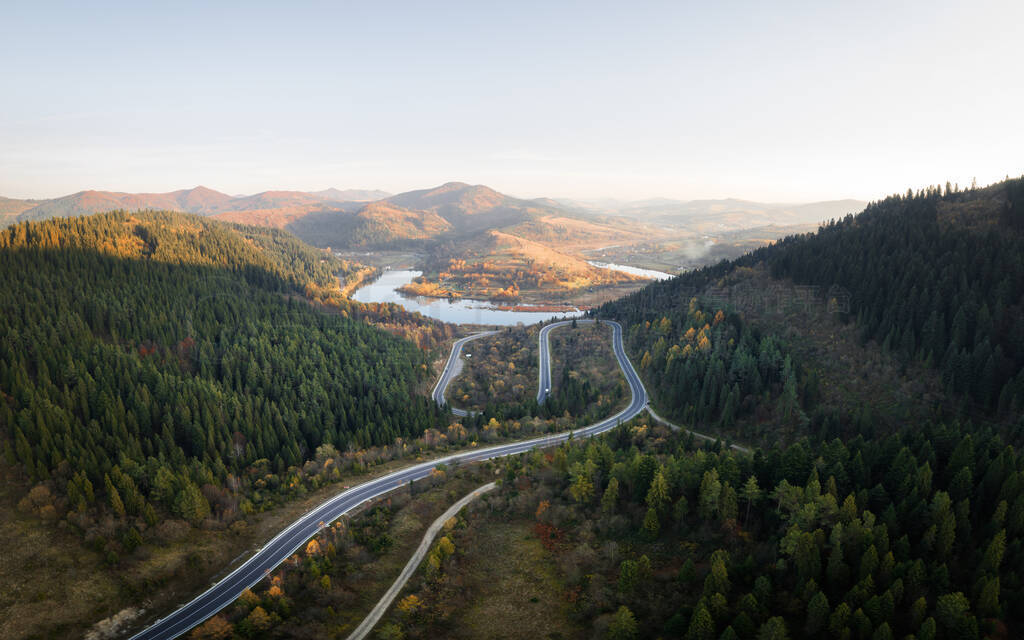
[0,182,864,237]
[0,183,867,303]
[0,186,392,228]
[554,196,869,233]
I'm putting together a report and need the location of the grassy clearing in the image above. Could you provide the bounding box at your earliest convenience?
[377,507,585,640]
[452,520,584,640]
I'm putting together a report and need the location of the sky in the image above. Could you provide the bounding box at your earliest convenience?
[1,0,1022,203]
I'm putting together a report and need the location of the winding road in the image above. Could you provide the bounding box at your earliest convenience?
[128,319,646,640]
[431,330,499,417]
[537,319,586,404]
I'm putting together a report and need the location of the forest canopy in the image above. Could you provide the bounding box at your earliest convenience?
[0,210,443,528]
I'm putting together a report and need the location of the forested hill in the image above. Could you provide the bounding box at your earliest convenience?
[0,210,443,535]
[0,210,352,292]
[588,180,1024,638]
[602,176,1024,421]
[757,179,1024,415]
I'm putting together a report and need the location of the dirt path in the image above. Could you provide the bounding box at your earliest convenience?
[345,482,497,640]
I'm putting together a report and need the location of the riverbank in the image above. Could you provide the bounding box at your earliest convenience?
[351,269,583,326]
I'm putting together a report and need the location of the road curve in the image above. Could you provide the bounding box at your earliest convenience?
[129,319,645,640]
[346,482,497,640]
[536,318,596,404]
[432,331,500,417]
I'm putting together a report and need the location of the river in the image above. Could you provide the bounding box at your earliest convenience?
[351,270,582,326]
[586,261,674,281]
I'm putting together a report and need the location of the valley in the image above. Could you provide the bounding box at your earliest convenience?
[0,182,863,312]
[4,3,1021,638]
[1,177,1022,640]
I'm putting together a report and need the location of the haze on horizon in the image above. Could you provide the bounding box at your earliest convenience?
[1,0,1021,204]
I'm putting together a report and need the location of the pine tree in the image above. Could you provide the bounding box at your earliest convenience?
[646,468,670,514]
[105,474,125,517]
[757,617,789,640]
[602,476,620,514]
[687,601,716,640]
[805,590,830,635]
[174,480,211,525]
[741,475,761,526]
[608,606,639,640]
[643,507,660,539]
[699,469,722,520]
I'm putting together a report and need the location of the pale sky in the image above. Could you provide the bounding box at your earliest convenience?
[1,0,1021,203]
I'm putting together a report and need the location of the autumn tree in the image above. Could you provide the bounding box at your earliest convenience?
[189,615,233,640]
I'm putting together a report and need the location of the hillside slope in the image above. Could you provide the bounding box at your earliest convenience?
[0,210,446,637]
[575,177,1024,639]
[601,176,1024,435]
[284,201,453,249]
[9,186,389,225]
[0,197,39,227]
[14,187,235,222]
[385,182,536,231]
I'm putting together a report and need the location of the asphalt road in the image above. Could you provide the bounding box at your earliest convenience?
[536,318,597,404]
[128,319,646,640]
[431,330,499,418]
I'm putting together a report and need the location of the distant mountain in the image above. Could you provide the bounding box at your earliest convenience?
[220,190,325,212]
[164,185,235,213]
[6,186,390,226]
[384,182,561,233]
[285,201,453,249]
[313,188,391,202]
[2,182,871,304]
[557,196,868,231]
[13,186,236,223]
[387,182,507,213]
[0,196,40,226]
[0,195,41,215]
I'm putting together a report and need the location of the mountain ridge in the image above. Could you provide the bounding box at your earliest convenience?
[7,186,393,225]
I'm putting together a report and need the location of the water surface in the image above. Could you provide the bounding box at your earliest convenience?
[587,261,674,281]
[352,270,581,326]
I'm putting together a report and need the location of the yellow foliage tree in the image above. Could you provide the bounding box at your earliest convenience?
[398,594,422,615]
[427,550,442,573]
[306,539,321,556]
[437,535,455,559]
[237,588,260,609]
[698,335,711,352]
[536,500,550,520]
[244,606,273,632]
[189,615,233,640]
